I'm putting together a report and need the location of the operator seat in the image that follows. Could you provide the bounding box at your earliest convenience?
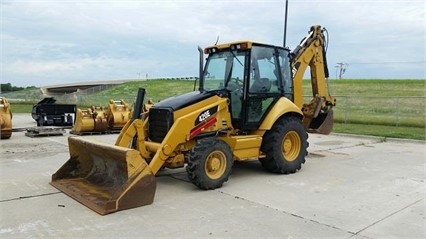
[250,78,271,93]
[248,78,271,122]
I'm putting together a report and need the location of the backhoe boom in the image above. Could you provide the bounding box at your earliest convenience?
[291,25,336,134]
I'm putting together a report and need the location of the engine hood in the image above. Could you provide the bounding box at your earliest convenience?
[153,90,216,111]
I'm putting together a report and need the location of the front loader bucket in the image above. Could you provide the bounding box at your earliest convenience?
[50,136,156,215]
[308,109,334,135]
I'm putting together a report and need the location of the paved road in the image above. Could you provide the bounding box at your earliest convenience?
[0,114,424,238]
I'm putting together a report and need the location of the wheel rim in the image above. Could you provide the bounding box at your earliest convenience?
[282,131,301,162]
[205,151,227,180]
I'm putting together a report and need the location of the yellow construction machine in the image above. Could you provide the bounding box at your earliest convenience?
[106,99,131,131]
[51,25,335,215]
[71,99,151,134]
[71,106,108,133]
[0,97,12,139]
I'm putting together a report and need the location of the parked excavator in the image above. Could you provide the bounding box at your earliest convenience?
[0,97,12,139]
[51,25,335,215]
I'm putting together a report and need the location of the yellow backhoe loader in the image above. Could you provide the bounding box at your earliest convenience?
[0,97,12,139]
[51,25,335,215]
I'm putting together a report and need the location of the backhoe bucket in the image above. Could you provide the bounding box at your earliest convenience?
[308,109,334,135]
[50,136,156,215]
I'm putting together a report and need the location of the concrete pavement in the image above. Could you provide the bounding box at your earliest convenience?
[0,114,424,238]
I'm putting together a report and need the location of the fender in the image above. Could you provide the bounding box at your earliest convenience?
[258,97,303,130]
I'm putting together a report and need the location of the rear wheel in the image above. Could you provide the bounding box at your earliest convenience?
[186,138,233,190]
[260,116,308,174]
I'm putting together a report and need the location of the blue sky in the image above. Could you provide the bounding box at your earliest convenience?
[1,0,425,87]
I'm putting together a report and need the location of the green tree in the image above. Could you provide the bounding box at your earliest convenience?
[1,83,12,92]
[1,83,24,92]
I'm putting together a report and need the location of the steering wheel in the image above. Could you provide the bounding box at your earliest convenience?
[233,77,243,86]
[227,78,243,94]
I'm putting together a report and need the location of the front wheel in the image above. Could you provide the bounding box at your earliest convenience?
[260,116,308,174]
[186,138,234,190]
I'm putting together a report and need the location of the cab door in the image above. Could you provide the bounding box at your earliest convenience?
[241,46,289,131]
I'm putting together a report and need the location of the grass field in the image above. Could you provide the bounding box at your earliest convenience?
[317,79,425,97]
[3,79,425,140]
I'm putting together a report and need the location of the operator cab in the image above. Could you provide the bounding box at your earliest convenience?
[201,41,293,131]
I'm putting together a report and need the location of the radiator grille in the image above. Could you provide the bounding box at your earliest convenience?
[148,108,173,142]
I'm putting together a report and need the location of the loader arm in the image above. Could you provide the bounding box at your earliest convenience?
[141,97,230,175]
[291,25,336,134]
[115,118,151,158]
[114,94,230,175]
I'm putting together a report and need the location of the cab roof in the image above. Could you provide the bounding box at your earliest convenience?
[204,41,284,54]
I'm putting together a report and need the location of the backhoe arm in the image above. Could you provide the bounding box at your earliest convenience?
[291,25,336,134]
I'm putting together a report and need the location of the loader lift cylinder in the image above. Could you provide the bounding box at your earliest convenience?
[130,88,146,148]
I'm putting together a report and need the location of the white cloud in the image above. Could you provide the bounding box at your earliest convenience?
[1,0,425,87]
[8,58,107,74]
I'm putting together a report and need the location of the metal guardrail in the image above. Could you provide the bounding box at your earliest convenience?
[78,95,425,128]
[304,95,425,127]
